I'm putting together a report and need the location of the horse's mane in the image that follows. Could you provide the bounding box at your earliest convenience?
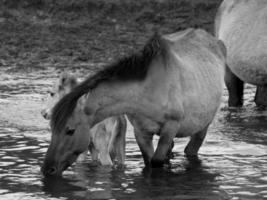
[50,33,166,134]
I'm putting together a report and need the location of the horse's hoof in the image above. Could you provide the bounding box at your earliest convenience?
[150,159,164,168]
[185,154,201,163]
[228,100,243,107]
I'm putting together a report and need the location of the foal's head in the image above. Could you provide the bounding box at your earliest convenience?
[41,72,78,119]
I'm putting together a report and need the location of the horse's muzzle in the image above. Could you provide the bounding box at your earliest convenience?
[42,166,58,176]
[41,162,62,176]
[41,161,63,177]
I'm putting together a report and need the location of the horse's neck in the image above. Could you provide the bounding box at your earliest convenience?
[91,82,155,123]
[90,70,170,125]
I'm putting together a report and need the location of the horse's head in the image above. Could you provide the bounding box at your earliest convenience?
[41,72,91,176]
[41,72,78,120]
[42,95,91,176]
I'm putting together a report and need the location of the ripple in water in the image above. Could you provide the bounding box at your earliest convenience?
[0,68,266,200]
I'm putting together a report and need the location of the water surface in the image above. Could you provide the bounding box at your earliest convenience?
[0,66,266,200]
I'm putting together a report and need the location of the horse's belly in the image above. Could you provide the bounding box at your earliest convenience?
[176,94,222,137]
[177,122,205,137]
[228,57,267,85]
[177,112,215,137]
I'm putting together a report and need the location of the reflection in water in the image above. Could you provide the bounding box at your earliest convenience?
[220,107,267,146]
[42,176,86,198]
[41,159,229,200]
[0,67,267,199]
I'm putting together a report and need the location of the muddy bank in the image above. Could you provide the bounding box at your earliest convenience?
[0,0,222,72]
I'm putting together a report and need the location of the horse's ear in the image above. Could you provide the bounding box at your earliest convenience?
[59,72,78,89]
[69,76,78,89]
[60,71,70,84]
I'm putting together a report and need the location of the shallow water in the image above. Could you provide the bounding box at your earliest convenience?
[0,66,266,200]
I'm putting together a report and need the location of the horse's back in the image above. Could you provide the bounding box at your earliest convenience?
[216,0,267,85]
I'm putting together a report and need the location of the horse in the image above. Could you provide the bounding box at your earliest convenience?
[41,72,79,120]
[42,28,226,176]
[41,72,127,171]
[215,0,267,107]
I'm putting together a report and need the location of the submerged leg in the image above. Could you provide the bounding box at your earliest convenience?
[225,65,244,107]
[165,140,174,164]
[113,116,127,165]
[151,121,179,168]
[184,125,209,157]
[134,128,154,167]
[255,85,267,107]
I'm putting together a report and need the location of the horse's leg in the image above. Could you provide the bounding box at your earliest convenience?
[88,142,98,162]
[114,116,127,165]
[151,121,179,168]
[184,125,209,157]
[255,85,267,106]
[112,139,125,165]
[164,140,174,164]
[225,65,244,107]
[99,147,113,165]
[97,132,113,166]
[134,128,154,167]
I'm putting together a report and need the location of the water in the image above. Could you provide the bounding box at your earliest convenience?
[0,66,266,200]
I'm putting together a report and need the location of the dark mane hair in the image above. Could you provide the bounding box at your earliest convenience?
[50,33,166,134]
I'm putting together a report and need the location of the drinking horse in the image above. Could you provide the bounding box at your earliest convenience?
[42,28,226,176]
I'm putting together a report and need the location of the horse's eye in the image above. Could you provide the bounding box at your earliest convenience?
[50,92,55,97]
[66,128,75,136]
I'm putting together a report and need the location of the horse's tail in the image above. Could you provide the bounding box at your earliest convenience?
[50,77,94,134]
